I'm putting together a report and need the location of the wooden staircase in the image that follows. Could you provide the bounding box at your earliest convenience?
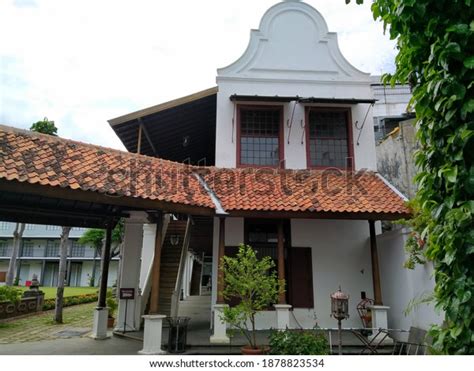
[157,220,188,316]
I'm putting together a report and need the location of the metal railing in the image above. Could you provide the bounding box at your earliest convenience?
[170,216,192,318]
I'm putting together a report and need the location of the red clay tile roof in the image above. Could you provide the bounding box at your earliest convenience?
[0,125,214,209]
[0,125,409,218]
[198,167,409,216]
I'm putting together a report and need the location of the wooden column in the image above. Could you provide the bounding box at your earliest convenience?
[277,220,286,304]
[369,220,383,305]
[137,123,143,154]
[98,222,113,308]
[216,217,226,304]
[149,214,163,314]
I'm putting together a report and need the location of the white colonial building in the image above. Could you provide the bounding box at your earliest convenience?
[105,1,441,348]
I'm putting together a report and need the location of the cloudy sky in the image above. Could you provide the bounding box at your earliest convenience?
[0,0,396,150]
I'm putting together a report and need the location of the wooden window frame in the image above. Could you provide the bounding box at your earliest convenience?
[305,107,355,170]
[236,104,285,169]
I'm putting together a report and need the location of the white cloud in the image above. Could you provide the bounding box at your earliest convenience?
[0,0,396,149]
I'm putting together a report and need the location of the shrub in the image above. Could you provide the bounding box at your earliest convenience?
[269,329,330,355]
[220,244,284,350]
[0,286,23,304]
[42,293,98,311]
[106,289,118,318]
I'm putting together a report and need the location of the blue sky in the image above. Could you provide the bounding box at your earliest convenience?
[0,0,396,150]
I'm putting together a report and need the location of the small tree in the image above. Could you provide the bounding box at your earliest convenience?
[6,223,25,286]
[30,117,58,136]
[78,220,124,286]
[55,226,71,323]
[220,244,284,350]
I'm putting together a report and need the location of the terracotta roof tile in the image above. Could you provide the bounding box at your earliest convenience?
[0,125,409,218]
[0,125,214,210]
[200,167,409,216]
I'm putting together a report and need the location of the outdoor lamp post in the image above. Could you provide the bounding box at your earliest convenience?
[330,287,349,355]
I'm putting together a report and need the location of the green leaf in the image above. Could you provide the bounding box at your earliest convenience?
[464,56,474,69]
[461,99,474,118]
[447,24,469,34]
[466,166,474,194]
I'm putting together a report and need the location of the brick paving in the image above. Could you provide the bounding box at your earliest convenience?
[0,302,95,344]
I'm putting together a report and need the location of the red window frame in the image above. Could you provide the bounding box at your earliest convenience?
[236,105,285,168]
[305,107,354,170]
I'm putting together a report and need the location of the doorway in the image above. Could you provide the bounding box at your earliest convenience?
[286,247,314,308]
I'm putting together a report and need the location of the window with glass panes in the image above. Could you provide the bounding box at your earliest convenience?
[0,241,7,256]
[45,240,60,257]
[71,241,85,257]
[239,107,282,167]
[22,241,34,257]
[307,109,351,168]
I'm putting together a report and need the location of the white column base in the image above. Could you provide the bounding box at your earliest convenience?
[274,304,292,330]
[210,304,230,344]
[139,314,166,355]
[92,307,109,340]
[367,305,393,344]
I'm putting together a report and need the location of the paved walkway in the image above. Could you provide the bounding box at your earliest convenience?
[0,302,95,344]
[0,336,142,355]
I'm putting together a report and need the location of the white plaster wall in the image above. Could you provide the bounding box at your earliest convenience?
[215,0,376,171]
[211,217,244,306]
[216,84,376,171]
[211,217,374,329]
[139,224,157,290]
[291,219,374,328]
[80,260,118,287]
[377,228,443,333]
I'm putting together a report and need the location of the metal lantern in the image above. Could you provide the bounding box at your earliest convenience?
[170,234,180,246]
[331,288,350,320]
[330,287,349,355]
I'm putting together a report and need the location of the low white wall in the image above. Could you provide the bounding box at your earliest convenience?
[377,228,443,332]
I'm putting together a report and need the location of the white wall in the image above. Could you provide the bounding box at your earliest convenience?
[377,228,443,333]
[291,218,374,328]
[215,0,376,171]
[211,217,244,306]
[211,217,374,329]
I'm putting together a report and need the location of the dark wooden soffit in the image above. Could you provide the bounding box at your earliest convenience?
[0,179,215,224]
[225,209,409,221]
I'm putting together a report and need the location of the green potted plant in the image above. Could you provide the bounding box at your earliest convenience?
[220,244,284,355]
[106,290,118,328]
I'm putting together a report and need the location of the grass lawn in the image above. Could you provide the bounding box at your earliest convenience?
[20,286,97,300]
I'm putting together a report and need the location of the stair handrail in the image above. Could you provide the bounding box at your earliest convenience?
[140,213,170,316]
[170,216,192,317]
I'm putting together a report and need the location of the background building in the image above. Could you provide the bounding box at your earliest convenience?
[0,222,118,287]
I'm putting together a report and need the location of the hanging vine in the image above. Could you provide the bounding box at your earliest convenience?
[347,0,473,354]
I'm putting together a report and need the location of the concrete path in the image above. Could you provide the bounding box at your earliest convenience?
[0,335,142,355]
[0,302,94,344]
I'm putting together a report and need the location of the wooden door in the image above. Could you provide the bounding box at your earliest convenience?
[287,247,314,308]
